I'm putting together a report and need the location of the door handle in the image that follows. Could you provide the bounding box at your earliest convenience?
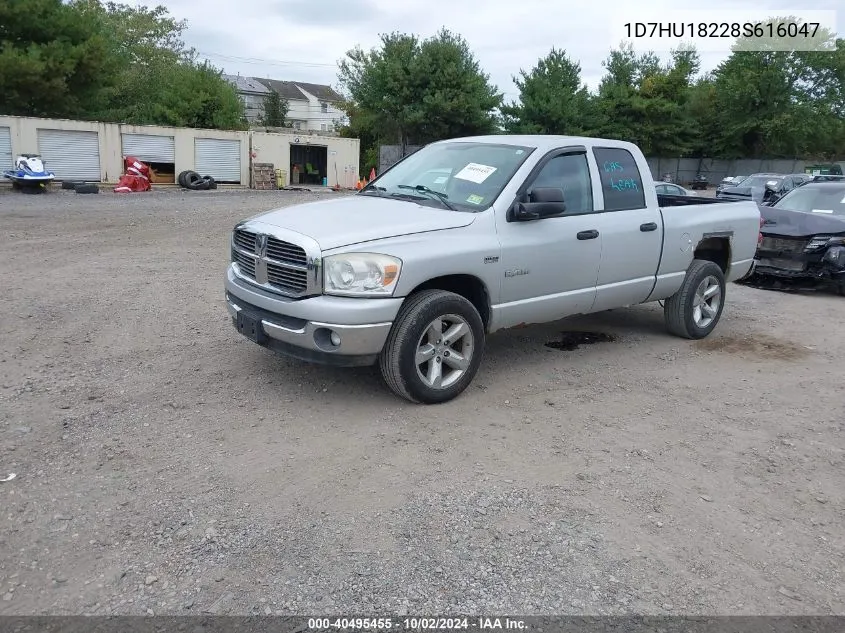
[640,222,658,232]
[577,230,599,240]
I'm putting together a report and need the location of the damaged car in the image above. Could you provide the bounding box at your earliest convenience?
[716,173,807,205]
[749,179,845,295]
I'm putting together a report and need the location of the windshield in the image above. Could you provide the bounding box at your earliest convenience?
[741,175,782,189]
[361,142,534,212]
[772,185,845,216]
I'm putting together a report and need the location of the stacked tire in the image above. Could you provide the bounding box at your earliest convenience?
[62,181,99,194]
[177,170,217,191]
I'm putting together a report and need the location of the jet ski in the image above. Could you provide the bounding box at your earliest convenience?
[3,154,56,191]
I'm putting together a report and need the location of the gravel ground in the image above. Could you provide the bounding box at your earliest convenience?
[0,187,842,616]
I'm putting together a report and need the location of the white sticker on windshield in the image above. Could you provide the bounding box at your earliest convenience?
[841,195,845,204]
[455,163,497,184]
[433,176,448,184]
[767,180,778,186]
[812,209,834,214]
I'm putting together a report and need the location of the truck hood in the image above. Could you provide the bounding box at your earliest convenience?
[251,195,477,249]
[759,204,845,237]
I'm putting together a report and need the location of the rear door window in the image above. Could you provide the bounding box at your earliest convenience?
[592,147,647,211]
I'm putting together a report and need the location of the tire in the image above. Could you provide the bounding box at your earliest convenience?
[74,183,99,194]
[180,170,202,189]
[838,282,845,297]
[185,172,209,191]
[379,289,485,404]
[664,259,726,339]
[61,180,82,190]
[177,170,200,188]
[203,175,217,190]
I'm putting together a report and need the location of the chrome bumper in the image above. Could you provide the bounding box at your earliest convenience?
[225,265,401,361]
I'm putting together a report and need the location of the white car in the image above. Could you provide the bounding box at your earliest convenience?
[655,182,694,196]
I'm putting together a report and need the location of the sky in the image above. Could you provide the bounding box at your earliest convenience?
[161,0,843,103]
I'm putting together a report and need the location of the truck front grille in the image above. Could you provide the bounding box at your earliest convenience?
[231,228,311,296]
[267,236,307,266]
[232,248,256,278]
[759,236,808,254]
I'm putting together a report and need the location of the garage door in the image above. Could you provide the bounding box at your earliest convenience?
[121,133,175,163]
[0,127,12,172]
[37,129,101,180]
[194,138,241,183]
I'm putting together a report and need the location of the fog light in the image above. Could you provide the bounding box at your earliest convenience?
[330,331,341,346]
[823,245,845,268]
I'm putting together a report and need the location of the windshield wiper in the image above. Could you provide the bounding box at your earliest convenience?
[396,184,457,211]
[359,184,387,196]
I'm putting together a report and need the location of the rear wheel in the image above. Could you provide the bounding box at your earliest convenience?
[664,259,726,339]
[379,290,485,404]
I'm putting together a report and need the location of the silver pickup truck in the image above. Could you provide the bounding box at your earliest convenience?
[225,135,761,403]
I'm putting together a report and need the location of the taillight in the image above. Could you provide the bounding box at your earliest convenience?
[758,215,764,246]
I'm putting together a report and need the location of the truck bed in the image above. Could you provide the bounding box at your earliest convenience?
[657,193,731,207]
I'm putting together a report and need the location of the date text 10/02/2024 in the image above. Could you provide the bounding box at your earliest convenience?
[307,618,528,630]
[603,160,639,192]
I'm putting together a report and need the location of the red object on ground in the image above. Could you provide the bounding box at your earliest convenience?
[114,156,152,193]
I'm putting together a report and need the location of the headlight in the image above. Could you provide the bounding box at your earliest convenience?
[806,236,842,250]
[323,253,402,297]
[823,245,845,268]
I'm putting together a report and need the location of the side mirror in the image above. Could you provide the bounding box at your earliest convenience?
[508,187,566,222]
[764,182,779,193]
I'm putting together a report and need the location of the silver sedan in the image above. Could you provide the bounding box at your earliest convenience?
[655,182,695,196]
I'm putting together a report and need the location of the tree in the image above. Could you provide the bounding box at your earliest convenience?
[0,0,118,118]
[500,48,594,135]
[635,45,702,156]
[146,60,246,130]
[705,18,844,158]
[412,29,502,142]
[86,1,246,129]
[260,90,288,127]
[590,43,703,156]
[591,43,651,144]
[1,1,246,129]
[338,28,501,150]
[335,98,380,174]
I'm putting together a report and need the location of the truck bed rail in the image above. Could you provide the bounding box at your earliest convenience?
[657,194,730,207]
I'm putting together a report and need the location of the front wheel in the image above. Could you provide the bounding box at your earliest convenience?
[664,259,727,339]
[379,289,485,404]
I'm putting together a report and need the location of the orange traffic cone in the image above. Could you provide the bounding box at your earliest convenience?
[355,179,362,190]
[369,168,376,181]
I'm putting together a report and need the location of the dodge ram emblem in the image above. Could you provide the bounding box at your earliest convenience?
[254,234,269,284]
[254,234,268,257]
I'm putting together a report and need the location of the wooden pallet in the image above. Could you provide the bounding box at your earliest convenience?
[251,162,276,190]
